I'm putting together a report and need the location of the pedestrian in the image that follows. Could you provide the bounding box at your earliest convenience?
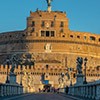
[65,86,69,94]
[39,88,41,92]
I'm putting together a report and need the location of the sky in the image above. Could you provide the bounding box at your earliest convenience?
[0,0,100,34]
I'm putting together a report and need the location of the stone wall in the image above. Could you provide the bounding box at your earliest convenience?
[0,64,100,91]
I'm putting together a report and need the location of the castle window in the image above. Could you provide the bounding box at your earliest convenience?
[32,21,35,27]
[77,36,80,38]
[41,30,55,37]
[60,21,64,27]
[99,38,100,42]
[70,35,73,38]
[62,35,65,37]
[3,66,5,69]
[84,36,87,40]
[46,31,50,37]
[51,31,55,37]
[41,31,45,37]
[51,21,54,27]
[90,36,95,41]
[39,15,42,17]
[41,21,45,27]
[29,66,31,69]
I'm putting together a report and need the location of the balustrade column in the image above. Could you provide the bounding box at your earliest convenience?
[83,86,85,97]
[92,86,95,99]
[88,86,90,98]
[0,85,1,96]
[96,85,100,100]
[7,85,10,96]
[77,87,78,96]
[81,87,83,96]
[0,85,3,96]
[89,86,91,98]
[9,86,11,95]
[11,86,13,95]
[85,86,88,98]
[4,85,6,96]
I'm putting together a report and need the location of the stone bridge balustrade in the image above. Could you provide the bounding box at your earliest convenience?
[0,83,23,97]
[68,80,100,100]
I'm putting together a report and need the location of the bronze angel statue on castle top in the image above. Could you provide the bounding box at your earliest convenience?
[46,0,53,6]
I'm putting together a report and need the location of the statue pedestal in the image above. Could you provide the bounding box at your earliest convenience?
[9,73,17,84]
[75,74,84,86]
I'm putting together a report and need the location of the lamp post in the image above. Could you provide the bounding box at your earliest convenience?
[69,68,72,86]
[83,57,88,84]
[6,59,10,83]
[20,64,23,85]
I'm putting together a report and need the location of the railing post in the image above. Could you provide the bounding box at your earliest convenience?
[96,84,100,100]
[0,85,3,96]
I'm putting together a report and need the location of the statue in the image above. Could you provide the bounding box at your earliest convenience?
[10,54,19,74]
[44,43,52,52]
[46,0,53,6]
[76,57,83,74]
[58,73,67,88]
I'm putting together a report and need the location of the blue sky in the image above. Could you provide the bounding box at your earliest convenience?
[0,0,100,34]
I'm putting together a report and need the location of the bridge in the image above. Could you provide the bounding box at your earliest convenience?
[0,56,100,100]
[0,80,99,100]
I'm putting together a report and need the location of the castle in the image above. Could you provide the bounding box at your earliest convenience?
[0,1,100,92]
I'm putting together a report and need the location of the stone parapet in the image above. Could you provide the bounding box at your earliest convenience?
[0,83,23,97]
[68,80,100,100]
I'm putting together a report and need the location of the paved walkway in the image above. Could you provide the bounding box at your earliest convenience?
[0,93,93,100]
[59,93,94,100]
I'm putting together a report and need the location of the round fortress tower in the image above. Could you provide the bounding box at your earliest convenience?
[0,1,100,90]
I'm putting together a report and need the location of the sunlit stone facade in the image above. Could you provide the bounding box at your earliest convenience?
[0,9,100,92]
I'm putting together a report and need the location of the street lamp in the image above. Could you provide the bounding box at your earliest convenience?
[83,57,88,84]
[20,64,23,85]
[6,59,10,83]
[69,68,73,86]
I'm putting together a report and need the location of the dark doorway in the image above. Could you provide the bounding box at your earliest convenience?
[43,84,51,92]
